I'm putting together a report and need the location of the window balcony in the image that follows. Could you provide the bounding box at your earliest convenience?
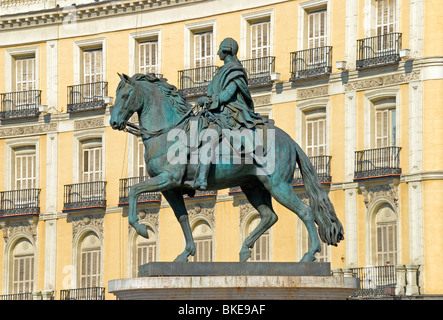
[354,146,401,180]
[290,46,332,81]
[292,155,332,186]
[0,188,41,217]
[0,90,41,120]
[118,176,162,205]
[178,65,218,98]
[350,265,396,298]
[67,82,110,113]
[356,33,402,70]
[0,292,33,300]
[63,181,107,211]
[60,287,105,300]
[241,56,276,88]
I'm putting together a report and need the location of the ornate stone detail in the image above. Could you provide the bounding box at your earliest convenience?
[359,182,399,208]
[344,71,421,91]
[0,122,57,138]
[252,95,271,106]
[74,117,104,130]
[297,85,329,100]
[186,202,215,227]
[137,207,160,230]
[72,214,104,238]
[2,219,38,243]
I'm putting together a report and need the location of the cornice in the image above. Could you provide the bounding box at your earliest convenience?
[0,0,206,31]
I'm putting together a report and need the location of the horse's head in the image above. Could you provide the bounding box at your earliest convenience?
[110,73,143,131]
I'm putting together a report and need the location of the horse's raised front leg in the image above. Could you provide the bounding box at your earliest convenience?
[161,189,195,262]
[128,172,178,238]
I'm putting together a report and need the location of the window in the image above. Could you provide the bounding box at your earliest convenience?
[190,221,213,262]
[12,146,36,190]
[194,30,213,69]
[376,0,396,36]
[83,48,103,84]
[139,40,159,75]
[80,139,102,183]
[305,109,326,157]
[135,137,146,177]
[372,98,396,148]
[308,10,327,50]
[248,216,269,261]
[11,238,35,294]
[15,56,35,92]
[79,232,102,288]
[251,20,270,60]
[375,204,397,265]
[135,228,157,270]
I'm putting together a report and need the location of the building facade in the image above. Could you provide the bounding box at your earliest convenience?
[0,0,441,299]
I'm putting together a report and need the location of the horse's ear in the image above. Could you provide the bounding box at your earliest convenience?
[117,72,123,80]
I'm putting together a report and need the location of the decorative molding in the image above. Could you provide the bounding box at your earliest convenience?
[2,218,38,243]
[136,207,160,231]
[72,214,104,239]
[252,94,271,106]
[74,117,104,130]
[0,122,57,138]
[297,85,329,100]
[359,182,399,209]
[186,202,215,227]
[344,71,421,91]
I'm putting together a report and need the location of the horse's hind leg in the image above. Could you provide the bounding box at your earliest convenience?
[266,181,321,262]
[161,189,196,262]
[239,184,278,262]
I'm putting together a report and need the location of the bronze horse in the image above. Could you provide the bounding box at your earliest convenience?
[110,73,344,262]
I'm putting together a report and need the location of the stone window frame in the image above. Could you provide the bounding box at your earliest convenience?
[5,46,40,93]
[128,28,162,76]
[297,0,331,51]
[183,19,217,70]
[73,37,106,85]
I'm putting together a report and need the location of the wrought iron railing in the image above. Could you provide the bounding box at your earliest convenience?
[292,155,332,186]
[0,188,41,216]
[356,33,402,70]
[290,46,332,80]
[350,265,397,297]
[178,65,218,97]
[0,90,41,120]
[241,56,275,87]
[119,176,162,205]
[67,81,108,112]
[60,287,105,300]
[354,147,401,179]
[63,181,107,211]
[0,292,33,300]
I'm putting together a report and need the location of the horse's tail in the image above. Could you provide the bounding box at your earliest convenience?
[295,143,344,246]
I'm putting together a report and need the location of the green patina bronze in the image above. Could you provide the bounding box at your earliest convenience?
[110,38,344,262]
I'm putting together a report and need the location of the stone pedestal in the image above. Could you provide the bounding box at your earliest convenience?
[109,262,359,300]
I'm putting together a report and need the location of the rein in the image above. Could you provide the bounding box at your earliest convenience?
[124,108,193,138]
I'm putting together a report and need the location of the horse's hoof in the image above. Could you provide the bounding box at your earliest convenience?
[239,249,252,262]
[300,252,316,262]
[136,224,149,239]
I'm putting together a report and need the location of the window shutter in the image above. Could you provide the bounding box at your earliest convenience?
[139,41,158,74]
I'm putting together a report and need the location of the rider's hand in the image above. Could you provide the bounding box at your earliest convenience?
[197,96,210,107]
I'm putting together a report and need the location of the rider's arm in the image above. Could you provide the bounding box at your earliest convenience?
[209,81,238,110]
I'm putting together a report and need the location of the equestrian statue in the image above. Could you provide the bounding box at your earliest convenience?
[110,38,344,262]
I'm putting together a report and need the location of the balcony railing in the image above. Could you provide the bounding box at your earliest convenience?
[354,147,401,179]
[350,265,397,298]
[241,56,275,87]
[67,81,108,112]
[0,188,41,217]
[0,90,41,120]
[63,181,107,211]
[0,292,32,300]
[178,65,218,97]
[119,176,162,205]
[292,155,332,186]
[356,33,402,70]
[60,287,105,300]
[290,46,332,80]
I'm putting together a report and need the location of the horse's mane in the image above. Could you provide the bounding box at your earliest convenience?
[119,73,193,116]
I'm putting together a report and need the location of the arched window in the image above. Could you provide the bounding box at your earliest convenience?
[134,227,157,273]
[300,224,329,262]
[375,204,398,265]
[190,220,213,262]
[79,232,102,288]
[10,238,35,294]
